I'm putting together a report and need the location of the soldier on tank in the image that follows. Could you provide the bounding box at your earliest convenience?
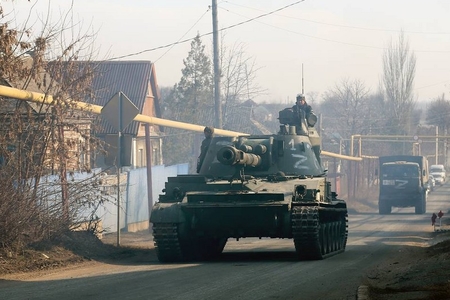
[292,93,317,129]
[197,126,214,173]
[292,94,312,119]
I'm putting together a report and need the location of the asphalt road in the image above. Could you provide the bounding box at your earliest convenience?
[1,184,449,300]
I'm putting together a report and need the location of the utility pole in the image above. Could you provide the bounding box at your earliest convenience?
[212,0,222,128]
[445,127,448,167]
[436,126,439,165]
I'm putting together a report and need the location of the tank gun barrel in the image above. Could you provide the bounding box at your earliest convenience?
[217,146,261,167]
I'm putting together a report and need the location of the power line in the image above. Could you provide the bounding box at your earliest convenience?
[223,1,450,35]
[415,80,450,91]
[154,7,211,64]
[219,6,450,53]
[218,7,383,51]
[215,0,305,33]
[108,0,305,61]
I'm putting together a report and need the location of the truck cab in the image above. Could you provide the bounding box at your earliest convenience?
[378,155,428,215]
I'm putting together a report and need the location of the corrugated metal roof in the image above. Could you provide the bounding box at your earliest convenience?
[90,61,153,135]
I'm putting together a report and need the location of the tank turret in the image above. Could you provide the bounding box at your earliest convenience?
[199,110,324,177]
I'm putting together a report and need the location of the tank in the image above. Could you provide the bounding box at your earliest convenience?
[150,107,348,262]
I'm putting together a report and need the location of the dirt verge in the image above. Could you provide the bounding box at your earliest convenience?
[0,230,154,276]
[363,230,450,299]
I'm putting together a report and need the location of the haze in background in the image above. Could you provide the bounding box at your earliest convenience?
[4,0,450,103]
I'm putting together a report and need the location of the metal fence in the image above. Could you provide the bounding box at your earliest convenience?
[40,164,189,234]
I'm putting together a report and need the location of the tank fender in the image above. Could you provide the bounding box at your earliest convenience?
[150,203,186,223]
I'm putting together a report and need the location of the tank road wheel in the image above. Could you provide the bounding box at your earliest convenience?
[327,223,333,253]
[152,223,183,262]
[322,223,330,255]
[330,223,336,252]
[332,222,339,252]
[319,223,326,255]
[336,222,343,249]
[318,223,327,256]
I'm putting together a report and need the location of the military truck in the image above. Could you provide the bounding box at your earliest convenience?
[150,107,348,262]
[378,155,428,214]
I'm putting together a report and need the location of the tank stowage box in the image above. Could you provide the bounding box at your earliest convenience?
[150,109,348,262]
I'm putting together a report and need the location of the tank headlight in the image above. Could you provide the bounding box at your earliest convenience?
[307,113,317,127]
[294,185,307,199]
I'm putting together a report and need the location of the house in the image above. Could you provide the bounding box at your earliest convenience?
[0,57,92,174]
[1,59,164,174]
[86,61,163,170]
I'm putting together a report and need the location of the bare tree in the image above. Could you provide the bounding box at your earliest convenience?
[0,3,106,254]
[321,78,371,138]
[426,93,450,132]
[381,31,416,135]
[219,35,266,128]
[306,91,320,107]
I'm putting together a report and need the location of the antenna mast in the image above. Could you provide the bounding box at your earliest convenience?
[212,0,222,128]
[301,63,304,95]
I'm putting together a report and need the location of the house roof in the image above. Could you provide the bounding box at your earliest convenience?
[89,60,161,135]
[0,59,163,133]
[0,56,53,114]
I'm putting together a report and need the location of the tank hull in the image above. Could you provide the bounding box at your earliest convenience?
[150,176,348,262]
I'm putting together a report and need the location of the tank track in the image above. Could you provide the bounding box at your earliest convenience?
[152,223,183,262]
[153,207,348,262]
[292,205,348,260]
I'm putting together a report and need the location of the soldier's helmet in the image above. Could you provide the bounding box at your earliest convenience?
[296,94,305,101]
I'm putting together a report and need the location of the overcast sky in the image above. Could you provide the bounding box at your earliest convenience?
[4,0,450,104]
